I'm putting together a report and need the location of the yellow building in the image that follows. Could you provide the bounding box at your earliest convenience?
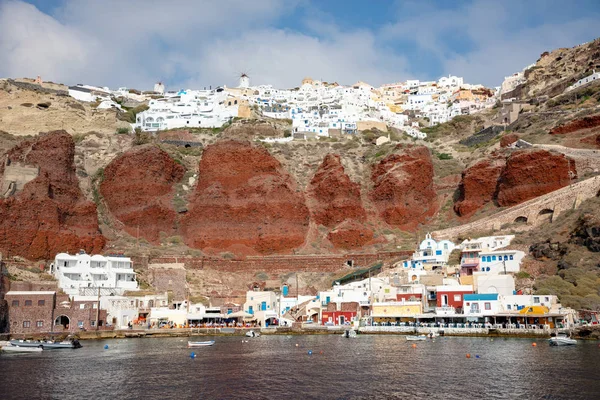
[372,302,422,323]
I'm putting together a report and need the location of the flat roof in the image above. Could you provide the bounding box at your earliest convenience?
[6,291,55,295]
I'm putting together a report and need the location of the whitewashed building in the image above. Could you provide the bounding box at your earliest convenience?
[52,252,138,296]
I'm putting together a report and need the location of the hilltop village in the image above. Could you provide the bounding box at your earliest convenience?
[1,39,600,339]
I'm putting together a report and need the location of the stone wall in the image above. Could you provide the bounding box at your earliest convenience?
[434,175,600,240]
[135,251,411,274]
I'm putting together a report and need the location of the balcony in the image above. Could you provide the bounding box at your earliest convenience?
[461,258,479,267]
[436,306,457,315]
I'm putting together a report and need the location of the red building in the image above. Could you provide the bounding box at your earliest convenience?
[396,293,422,302]
[435,285,473,313]
[321,302,359,325]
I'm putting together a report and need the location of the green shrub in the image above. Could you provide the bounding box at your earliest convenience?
[116,127,130,134]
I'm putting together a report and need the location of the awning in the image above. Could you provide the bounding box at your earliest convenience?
[461,264,479,268]
[228,310,253,318]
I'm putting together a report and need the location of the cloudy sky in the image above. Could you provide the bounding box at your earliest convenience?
[0,0,598,90]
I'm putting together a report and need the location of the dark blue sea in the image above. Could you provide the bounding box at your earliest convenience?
[1,335,599,399]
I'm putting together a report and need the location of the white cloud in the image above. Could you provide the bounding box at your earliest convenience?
[0,0,597,89]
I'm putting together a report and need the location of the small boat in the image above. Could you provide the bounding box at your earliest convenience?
[549,333,577,346]
[342,329,357,338]
[245,330,261,338]
[427,332,438,339]
[406,335,427,341]
[9,339,82,349]
[2,345,43,353]
[187,340,215,347]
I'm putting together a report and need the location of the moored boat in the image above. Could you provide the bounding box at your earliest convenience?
[187,340,215,347]
[9,339,82,349]
[245,330,261,338]
[406,335,427,341]
[342,329,357,338]
[549,333,577,346]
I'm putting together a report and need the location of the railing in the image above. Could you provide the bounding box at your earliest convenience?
[461,258,479,266]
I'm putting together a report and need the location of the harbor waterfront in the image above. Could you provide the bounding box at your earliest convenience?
[1,335,599,400]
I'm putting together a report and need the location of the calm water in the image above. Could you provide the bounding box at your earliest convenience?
[1,335,599,400]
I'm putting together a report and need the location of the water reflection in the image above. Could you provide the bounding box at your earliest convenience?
[0,335,599,400]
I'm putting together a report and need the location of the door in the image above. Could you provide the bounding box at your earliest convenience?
[261,301,267,311]
[339,315,345,325]
[442,295,448,306]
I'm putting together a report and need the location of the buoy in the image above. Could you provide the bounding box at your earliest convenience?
[190,352,196,358]
[466,354,471,358]
[475,355,480,359]
[319,351,324,355]
[104,344,109,349]
[295,343,299,347]
[532,343,537,347]
[411,344,417,348]
[491,339,494,342]
[308,350,312,355]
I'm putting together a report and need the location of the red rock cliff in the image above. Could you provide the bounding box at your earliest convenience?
[496,150,577,207]
[100,146,185,244]
[454,158,506,217]
[369,145,436,230]
[307,154,367,226]
[180,140,309,255]
[0,131,105,260]
[307,154,372,249]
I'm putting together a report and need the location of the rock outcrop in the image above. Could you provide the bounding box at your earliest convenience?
[181,140,309,255]
[370,145,436,230]
[454,158,506,217]
[100,146,185,243]
[570,213,600,252]
[327,220,374,250]
[496,150,577,207]
[307,154,367,227]
[550,114,600,135]
[500,133,519,148]
[0,131,105,260]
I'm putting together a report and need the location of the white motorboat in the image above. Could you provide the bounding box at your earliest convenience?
[406,335,427,341]
[2,345,43,353]
[549,333,577,346]
[245,330,261,338]
[427,332,438,338]
[187,340,215,347]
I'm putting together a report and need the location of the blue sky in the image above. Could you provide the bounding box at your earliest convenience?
[0,0,599,90]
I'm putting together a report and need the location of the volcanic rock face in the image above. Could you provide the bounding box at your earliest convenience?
[181,140,309,255]
[496,150,577,207]
[327,220,374,250]
[370,145,436,230]
[307,154,367,227]
[454,158,506,217]
[0,131,105,260]
[100,146,185,243]
[550,115,600,135]
[307,154,372,249]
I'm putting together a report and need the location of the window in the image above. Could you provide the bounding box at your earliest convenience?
[38,300,45,306]
[484,302,491,310]
[93,303,98,309]
[533,297,540,304]
[24,300,32,306]
[90,321,96,327]
[454,295,461,302]
[509,255,514,260]
[11,300,19,307]
[80,304,86,309]
[37,321,44,327]
[544,297,550,302]
[492,255,497,261]
[504,255,509,261]
[23,321,31,328]
[507,305,512,310]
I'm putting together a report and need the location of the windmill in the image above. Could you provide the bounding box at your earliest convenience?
[238,72,250,89]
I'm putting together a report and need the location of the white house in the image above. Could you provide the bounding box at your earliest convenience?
[52,252,138,296]
[402,233,456,270]
[463,293,501,317]
[478,249,525,274]
[244,290,279,327]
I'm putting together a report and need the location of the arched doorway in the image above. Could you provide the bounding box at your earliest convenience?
[55,315,70,330]
[514,216,528,224]
[538,208,554,222]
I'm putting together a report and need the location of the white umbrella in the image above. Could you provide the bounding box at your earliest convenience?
[228,310,253,318]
